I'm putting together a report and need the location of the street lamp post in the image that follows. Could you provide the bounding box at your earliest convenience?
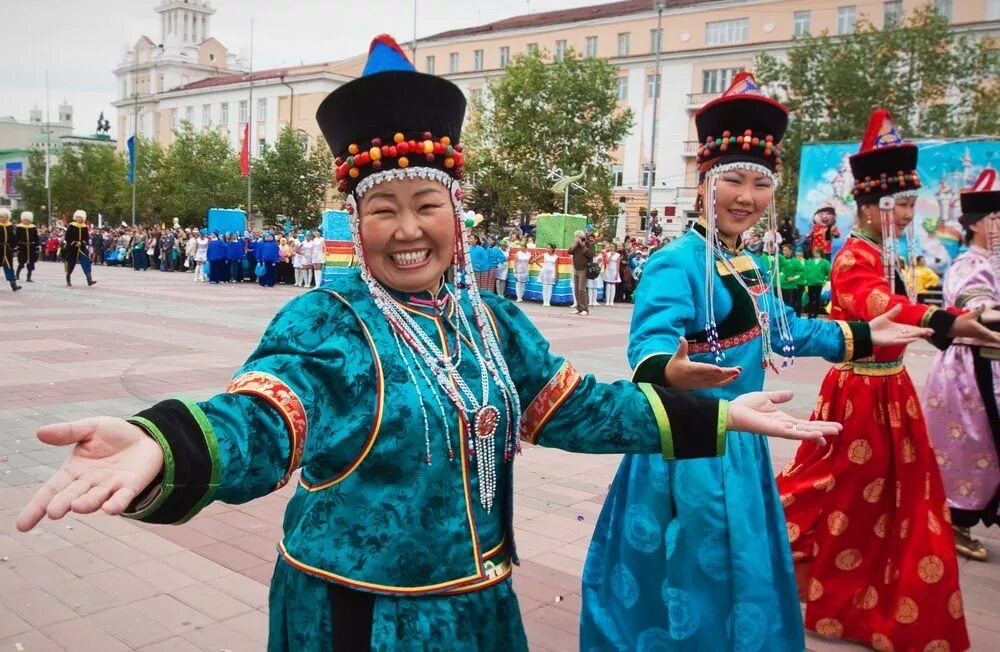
[645,0,666,238]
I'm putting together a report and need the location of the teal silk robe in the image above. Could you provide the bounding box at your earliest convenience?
[122,270,730,651]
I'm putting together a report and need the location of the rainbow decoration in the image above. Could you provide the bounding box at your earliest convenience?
[502,247,602,306]
[321,209,357,284]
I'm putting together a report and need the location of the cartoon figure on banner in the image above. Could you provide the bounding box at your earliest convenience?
[807,205,840,260]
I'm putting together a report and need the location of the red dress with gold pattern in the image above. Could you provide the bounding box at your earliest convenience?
[775,232,970,652]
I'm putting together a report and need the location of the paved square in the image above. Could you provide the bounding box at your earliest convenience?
[0,262,996,651]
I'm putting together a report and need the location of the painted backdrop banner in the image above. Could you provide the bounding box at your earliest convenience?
[795,140,1000,273]
[4,162,23,195]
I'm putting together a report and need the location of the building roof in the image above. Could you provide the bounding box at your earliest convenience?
[170,63,349,92]
[424,0,717,41]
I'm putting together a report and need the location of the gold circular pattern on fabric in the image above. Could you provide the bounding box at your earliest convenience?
[807,578,823,601]
[835,548,863,571]
[814,475,836,492]
[899,518,910,539]
[780,493,794,507]
[906,396,920,419]
[827,511,849,536]
[927,510,941,535]
[852,585,879,610]
[943,502,952,524]
[872,633,895,651]
[923,641,950,652]
[821,401,830,421]
[848,440,873,464]
[867,290,891,316]
[948,591,963,619]
[901,437,916,463]
[837,370,848,388]
[918,555,944,584]
[895,597,919,624]
[787,522,800,543]
[815,618,844,638]
[863,478,885,503]
[874,514,889,538]
[844,399,854,419]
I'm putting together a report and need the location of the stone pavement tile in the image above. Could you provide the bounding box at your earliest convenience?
[48,545,114,577]
[242,562,276,586]
[168,583,253,622]
[124,559,199,594]
[117,530,185,558]
[158,550,234,582]
[129,595,215,633]
[0,589,76,629]
[149,524,215,550]
[87,566,164,603]
[530,602,581,636]
[5,556,75,591]
[0,608,32,640]
[79,512,144,538]
[80,538,150,568]
[136,636,202,652]
[226,534,279,561]
[516,513,596,544]
[219,610,268,645]
[523,618,580,652]
[0,534,33,562]
[508,531,565,559]
[205,573,269,610]
[41,618,131,652]
[182,516,248,542]
[529,551,586,579]
[191,541,266,572]
[212,509,272,534]
[90,604,174,649]
[0,628,65,652]
[37,518,105,546]
[515,560,582,592]
[50,577,122,616]
[805,633,867,651]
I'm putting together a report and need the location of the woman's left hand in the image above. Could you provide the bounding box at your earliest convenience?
[868,305,933,347]
[728,390,841,446]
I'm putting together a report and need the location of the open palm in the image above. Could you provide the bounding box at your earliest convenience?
[869,305,933,347]
[729,390,841,446]
[16,417,164,532]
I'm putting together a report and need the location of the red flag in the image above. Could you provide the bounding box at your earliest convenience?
[240,122,250,177]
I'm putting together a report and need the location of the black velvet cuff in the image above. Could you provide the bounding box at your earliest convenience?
[632,354,672,385]
[645,385,726,460]
[847,322,874,360]
[926,309,957,351]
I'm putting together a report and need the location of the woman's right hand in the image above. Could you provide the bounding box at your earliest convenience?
[663,339,741,389]
[728,390,841,446]
[16,417,164,533]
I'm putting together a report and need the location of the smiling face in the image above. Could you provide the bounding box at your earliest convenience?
[358,178,456,294]
[893,195,917,230]
[711,168,775,241]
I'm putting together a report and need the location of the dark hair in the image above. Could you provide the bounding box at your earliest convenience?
[469,234,481,245]
[548,243,556,249]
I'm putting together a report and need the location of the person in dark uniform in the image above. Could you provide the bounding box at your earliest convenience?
[15,210,40,283]
[63,210,97,287]
[0,208,21,292]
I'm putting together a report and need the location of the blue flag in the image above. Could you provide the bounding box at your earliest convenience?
[127,136,136,185]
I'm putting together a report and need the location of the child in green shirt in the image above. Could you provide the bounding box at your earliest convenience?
[802,247,832,318]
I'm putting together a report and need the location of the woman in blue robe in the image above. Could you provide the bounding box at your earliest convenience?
[256,232,280,287]
[206,233,228,284]
[227,234,245,283]
[16,43,839,652]
[580,73,930,651]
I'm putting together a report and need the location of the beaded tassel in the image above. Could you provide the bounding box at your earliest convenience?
[988,215,1000,277]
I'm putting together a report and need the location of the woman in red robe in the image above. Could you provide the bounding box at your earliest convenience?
[776,110,1000,652]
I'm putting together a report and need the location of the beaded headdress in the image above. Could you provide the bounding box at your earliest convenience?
[315,35,519,512]
[849,110,922,299]
[695,71,794,370]
[960,168,1000,273]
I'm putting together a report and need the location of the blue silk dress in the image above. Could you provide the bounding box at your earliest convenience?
[580,226,872,651]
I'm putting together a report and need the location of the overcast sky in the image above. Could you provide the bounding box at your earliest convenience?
[2,0,599,137]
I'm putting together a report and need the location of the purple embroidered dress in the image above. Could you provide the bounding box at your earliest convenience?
[922,244,1000,526]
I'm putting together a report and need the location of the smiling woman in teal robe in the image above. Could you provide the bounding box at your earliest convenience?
[15,41,841,652]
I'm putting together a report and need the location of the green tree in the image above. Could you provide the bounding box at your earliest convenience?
[755,5,999,216]
[253,126,332,227]
[130,137,169,226]
[160,122,244,224]
[13,149,48,216]
[464,48,633,228]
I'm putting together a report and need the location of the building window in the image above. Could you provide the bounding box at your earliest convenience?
[470,88,483,103]
[641,164,656,188]
[526,42,538,55]
[239,100,248,123]
[585,36,598,57]
[171,109,178,130]
[883,1,903,26]
[185,106,194,124]
[615,76,628,101]
[838,6,857,35]
[705,18,749,45]
[646,73,661,99]
[793,10,811,37]
[617,32,631,57]
[499,46,510,67]
[702,67,744,93]
[121,79,127,98]
[473,49,484,71]
[611,164,624,187]
[555,40,567,61]
[989,0,1000,20]
[425,55,435,74]
[220,102,229,124]
[258,98,267,121]
[257,138,266,154]
[650,28,662,53]
[202,104,211,126]
[933,0,953,21]
[449,52,460,73]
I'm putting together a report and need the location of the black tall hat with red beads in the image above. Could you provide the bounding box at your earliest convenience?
[695,72,788,177]
[849,109,921,203]
[960,168,1000,227]
[316,35,467,194]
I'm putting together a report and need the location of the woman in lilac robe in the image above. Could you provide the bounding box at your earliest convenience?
[923,169,1000,561]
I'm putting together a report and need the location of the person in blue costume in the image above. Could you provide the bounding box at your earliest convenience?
[580,72,931,652]
[206,232,228,284]
[227,233,245,283]
[256,232,280,288]
[16,41,840,652]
